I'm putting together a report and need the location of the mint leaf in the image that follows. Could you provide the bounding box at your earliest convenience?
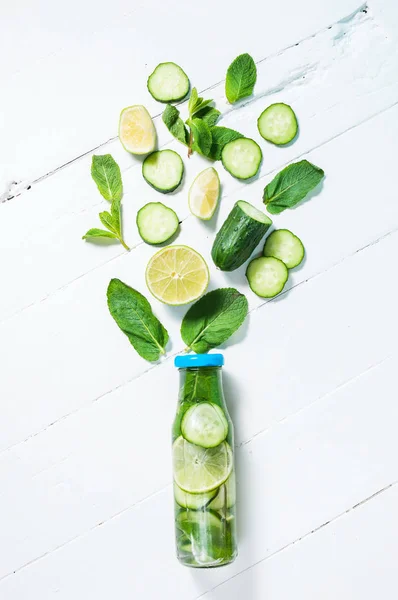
[195,107,221,127]
[225,53,257,104]
[107,278,169,362]
[181,288,248,353]
[190,118,212,156]
[99,210,117,234]
[188,87,214,118]
[91,154,123,201]
[207,126,243,160]
[110,196,121,234]
[82,228,118,240]
[188,87,199,115]
[263,160,325,214]
[162,105,189,145]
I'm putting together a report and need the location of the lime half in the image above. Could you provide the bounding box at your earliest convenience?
[188,167,220,220]
[119,105,156,155]
[145,245,209,305]
[173,436,233,494]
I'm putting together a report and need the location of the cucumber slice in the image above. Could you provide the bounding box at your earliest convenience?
[221,138,262,180]
[263,229,305,269]
[246,256,288,298]
[147,62,190,103]
[208,471,236,510]
[136,202,179,245]
[212,201,272,271]
[257,103,298,145]
[142,150,184,193]
[174,483,217,510]
[181,402,228,448]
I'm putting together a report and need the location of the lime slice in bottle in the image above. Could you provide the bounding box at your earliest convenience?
[174,482,217,509]
[188,167,220,220]
[119,105,157,155]
[145,245,209,305]
[181,402,228,448]
[173,436,233,494]
[208,470,236,510]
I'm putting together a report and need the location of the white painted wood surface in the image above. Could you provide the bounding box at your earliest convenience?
[1,1,398,597]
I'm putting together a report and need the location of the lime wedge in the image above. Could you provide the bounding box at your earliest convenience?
[188,167,220,220]
[173,436,233,494]
[119,105,156,155]
[181,402,228,448]
[145,245,209,305]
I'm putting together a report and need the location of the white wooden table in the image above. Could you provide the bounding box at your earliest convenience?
[1,1,398,597]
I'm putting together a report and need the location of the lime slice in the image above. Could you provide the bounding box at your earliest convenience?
[188,167,220,220]
[208,471,236,510]
[173,436,233,494]
[119,105,156,155]
[174,482,217,509]
[145,245,209,305]
[181,402,228,448]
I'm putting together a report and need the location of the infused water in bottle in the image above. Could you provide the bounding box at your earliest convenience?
[172,353,237,567]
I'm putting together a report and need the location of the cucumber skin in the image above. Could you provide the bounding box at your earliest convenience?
[211,202,272,271]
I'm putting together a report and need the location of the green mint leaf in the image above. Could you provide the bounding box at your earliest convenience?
[263,160,325,214]
[189,118,212,157]
[188,87,214,118]
[225,53,257,103]
[188,87,199,115]
[162,105,189,145]
[110,197,121,235]
[195,107,221,127]
[99,210,118,234]
[82,228,118,240]
[91,154,123,202]
[107,278,169,362]
[207,126,243,160]
[181,288,248,353]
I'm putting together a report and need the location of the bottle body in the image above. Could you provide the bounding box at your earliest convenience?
[172,365,237,568]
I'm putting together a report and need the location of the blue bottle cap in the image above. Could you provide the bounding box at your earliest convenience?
[174,353,224,368]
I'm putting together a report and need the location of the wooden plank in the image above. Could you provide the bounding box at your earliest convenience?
[0,0,363,190]
[1,349,397,594]
[202,484,398,599]
[2,7,398,320]
[0,230,397,579]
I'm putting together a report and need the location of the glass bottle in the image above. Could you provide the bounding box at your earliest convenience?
[172,353,238,568]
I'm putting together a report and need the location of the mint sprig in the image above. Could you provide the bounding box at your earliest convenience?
[83,155,130,250]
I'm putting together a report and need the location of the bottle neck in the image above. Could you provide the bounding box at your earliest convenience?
[178,367,225,408]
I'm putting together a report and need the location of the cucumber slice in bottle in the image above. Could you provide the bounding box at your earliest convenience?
[181,402,228,448]
[246,256,288,298]
[263,229,305,268]
[221,138,262,180]
[176,510,229,565]
[147,62,190,103]
[142,150,184,193]
[208,471,236,510]
[173,436,233,494]
[257,103,298,145]
[136,202,179,245]
[174,483,217,510]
